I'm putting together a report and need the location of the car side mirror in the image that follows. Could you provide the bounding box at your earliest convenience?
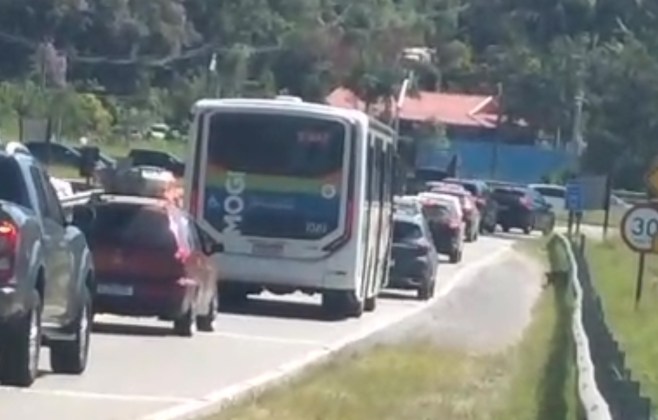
[71,205,95,230]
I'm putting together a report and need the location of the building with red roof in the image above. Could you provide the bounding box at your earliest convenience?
[325,86,530,143]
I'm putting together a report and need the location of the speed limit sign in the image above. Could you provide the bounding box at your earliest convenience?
[620,204,658,253]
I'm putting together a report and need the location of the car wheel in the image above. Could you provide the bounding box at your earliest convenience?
[0,291,42,387]
[195,297,216,332]
[50,288,92,375]
[322,290,363,319]
[417,278,434,300]
[173,308,194,337]
[502,225,510,233]
[449,250,460,264]
[364,295,377,312]
[523,225,532,235]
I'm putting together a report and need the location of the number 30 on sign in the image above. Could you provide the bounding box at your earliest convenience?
[621,204,658,253]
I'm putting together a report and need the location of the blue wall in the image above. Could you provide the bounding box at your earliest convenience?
[415,138,572,183]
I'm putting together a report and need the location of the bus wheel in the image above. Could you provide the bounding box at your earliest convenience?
[364,295,377,312]
[322,291,363,319]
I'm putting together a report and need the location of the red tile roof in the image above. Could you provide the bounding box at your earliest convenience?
[326,87,499,128]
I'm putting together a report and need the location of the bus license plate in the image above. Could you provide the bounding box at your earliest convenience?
[97,284,134,296]
[251,242,284,257]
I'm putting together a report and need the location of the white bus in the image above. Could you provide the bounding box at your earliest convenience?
[183,96,397,318]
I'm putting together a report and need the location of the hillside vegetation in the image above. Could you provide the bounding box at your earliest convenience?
[0,0,656,188]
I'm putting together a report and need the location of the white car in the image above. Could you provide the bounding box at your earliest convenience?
[528,183,630,211]
[394,195,424,217]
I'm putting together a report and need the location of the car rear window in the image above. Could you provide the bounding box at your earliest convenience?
[393,221,423,241]
[0,156,30,208]
[446,180,478,196]
[88,203,178,251]
[423,203,453,220]
[494,188,525,197]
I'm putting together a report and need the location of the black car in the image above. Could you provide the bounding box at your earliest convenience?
[491,186,555,235]
[0,145,94,387]
[388,213,439,300]
[443,178,498,233]
[24,141,83,168]
[128,149,185,177]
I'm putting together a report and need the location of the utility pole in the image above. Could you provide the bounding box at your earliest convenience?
[490,82,503,179]
[207,52,217,97]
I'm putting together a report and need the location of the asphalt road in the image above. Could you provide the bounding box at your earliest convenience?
[0,235,517,420]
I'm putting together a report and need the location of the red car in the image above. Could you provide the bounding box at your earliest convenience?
[427,182,481,242]
[72,194,221,336]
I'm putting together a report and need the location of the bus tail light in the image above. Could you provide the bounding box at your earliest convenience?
[0,220,18,285]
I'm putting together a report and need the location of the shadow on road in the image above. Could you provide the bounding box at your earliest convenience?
[92,322,173,337]
[218,298,343,322]
[536,270,574,420]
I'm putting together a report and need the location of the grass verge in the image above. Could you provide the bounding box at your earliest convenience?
[555,210,624,228]
[206,238,577,420]
[585,238,658,403]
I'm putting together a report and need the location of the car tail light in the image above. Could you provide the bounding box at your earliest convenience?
[0,220,18,284]
[519,196,532,208]
[448,217,461,230]
[476,198,486,206]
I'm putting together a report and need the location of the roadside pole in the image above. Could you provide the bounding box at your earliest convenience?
[620,204,658,309]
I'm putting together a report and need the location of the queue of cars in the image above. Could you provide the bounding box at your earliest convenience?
[385,177,559,300]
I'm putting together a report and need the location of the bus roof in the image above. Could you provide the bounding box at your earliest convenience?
[192,97,396,137]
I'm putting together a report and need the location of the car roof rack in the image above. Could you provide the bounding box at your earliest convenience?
[88,191,171,206]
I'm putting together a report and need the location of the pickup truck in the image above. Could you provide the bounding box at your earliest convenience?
[0,143,94,387]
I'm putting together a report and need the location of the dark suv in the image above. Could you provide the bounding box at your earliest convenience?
[0,144,94,387]
[492,185,555,235]
[388,212,439,300]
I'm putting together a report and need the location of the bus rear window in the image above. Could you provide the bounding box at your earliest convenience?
[207,113,345,177]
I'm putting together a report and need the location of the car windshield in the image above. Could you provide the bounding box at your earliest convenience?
[393,220,423,241]
[87,204,178,251]
[0,157,30,208]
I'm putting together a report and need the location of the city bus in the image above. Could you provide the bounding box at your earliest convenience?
[183,96,397,318]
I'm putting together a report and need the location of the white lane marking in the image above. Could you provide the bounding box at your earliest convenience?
[142,242,512,420]
[0,388,194,403]
[200,331,323,346]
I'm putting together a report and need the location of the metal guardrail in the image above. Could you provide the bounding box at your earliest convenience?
[556,233,655,420]
[612,190,647,205]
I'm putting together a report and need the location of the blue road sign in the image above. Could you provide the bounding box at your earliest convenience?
[565,181,583,211]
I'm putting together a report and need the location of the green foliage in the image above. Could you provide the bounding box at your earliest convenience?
[0,0,654,188]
